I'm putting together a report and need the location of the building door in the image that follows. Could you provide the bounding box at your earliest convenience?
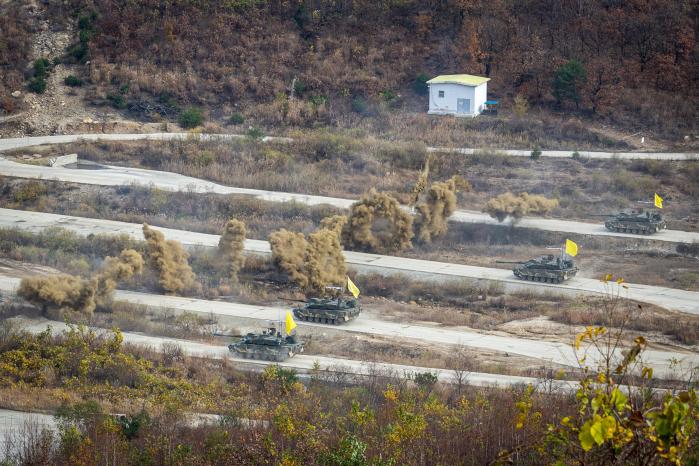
[457,98,471,114]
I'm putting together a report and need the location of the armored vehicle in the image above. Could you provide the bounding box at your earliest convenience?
[293,297,361,325]
[595,210,666,235]
[497,255,578,283]
[228,327,304,361]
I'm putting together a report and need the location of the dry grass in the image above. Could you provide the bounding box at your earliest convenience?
[53,137,699,231]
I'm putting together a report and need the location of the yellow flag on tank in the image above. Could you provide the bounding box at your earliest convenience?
[654,193,663,209]
[565,239,578,257]
[347,276,360,298]
[285,311,297,335]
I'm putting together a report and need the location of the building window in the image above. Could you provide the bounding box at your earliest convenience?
[438,90,444,98]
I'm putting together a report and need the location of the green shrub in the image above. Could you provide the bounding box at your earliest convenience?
[33,58,51,78]
[530,147,542,160]
[309,95,327,107]
[28,77,47,94]
[64,75,83,87]
[350,96,369,115]
[107,93,127,109]
[13,182,47,203]
[179,107,204,128]
[380,89,396,102]
[229,113,244,125]
[293,79,305,96]
[412,73,430,95]
[553,59,587,108]
[246,127,264,140]
[68,43,89,62]
[571,151,581,160]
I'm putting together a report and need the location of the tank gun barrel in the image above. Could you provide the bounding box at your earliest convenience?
[589,214,614,216]
[496,260,524,264]
[278,297,307,303]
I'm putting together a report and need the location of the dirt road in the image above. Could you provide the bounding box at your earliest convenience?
[1,276,696,378]
[0,156,695,244]
[1,133,697,160]
[9,316,575,391]
[2,208,698,314]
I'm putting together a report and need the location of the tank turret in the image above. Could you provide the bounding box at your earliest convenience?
[228,325,304,361]
[292,297,361,325]
[497,254,578,283]
[596,210,666,234]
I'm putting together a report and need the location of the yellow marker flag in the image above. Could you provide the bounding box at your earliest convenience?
[347,276,360,298]
[285,311,297,335]
[565,239,578,257]
[654,193,663,209]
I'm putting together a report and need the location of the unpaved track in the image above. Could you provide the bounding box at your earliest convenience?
[10,317,575,391]
[0,132,696,160]
[1,144,698,245]
[1,275,696,378]
[2,208,698,314]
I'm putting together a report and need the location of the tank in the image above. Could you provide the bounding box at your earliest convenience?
[496,255,578,283]
[292,297,361,325]
[594,210,666,234]
[228,327,304,361]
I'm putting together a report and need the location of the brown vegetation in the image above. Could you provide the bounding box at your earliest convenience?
[11,0,692,137]
[484,192,559,222]
[343,189,414,253]
[142,224,195,294]
[218,218,246,284]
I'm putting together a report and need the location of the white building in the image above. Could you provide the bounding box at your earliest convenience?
[426,74,490,117]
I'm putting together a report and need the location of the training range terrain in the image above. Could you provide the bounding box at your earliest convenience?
[1,277,695,379]
[1,208,698,314]
[1,143,698,245]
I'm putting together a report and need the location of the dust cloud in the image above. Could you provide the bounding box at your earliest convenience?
[18,274,98,317]
[218,218,246,283]
[95,249,144,305]
[269,224,346,293]
[320,214,348,238]
[414,176,470,243]
[484,192,559,222]
[143,224,196,294]
[343,188,414,253]
[18,249,145,317]
[409,153,433,206]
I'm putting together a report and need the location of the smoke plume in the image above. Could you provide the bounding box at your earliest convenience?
[269,229,310,289]
[19,249,145,317]
[18,274,97,317]
[218,218,246,283]
[320,215,348,238]
[409,153,433,206]
[143,224,196,294]
[484,192,559,222]
[269,225,346,293]
[95,249,144,305]
[306,227,347,292]
[414,176,470,243]
[343,189,414,253]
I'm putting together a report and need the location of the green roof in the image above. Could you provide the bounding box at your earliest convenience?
[426,74,490,86]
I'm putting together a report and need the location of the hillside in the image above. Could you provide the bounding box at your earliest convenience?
[1,0,697,144]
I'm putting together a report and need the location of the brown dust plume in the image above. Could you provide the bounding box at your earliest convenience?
[484,192,559,222]
[414,176,470,243]
[218,218,246,283]
[143,224,196,294]
[343,189,414,253]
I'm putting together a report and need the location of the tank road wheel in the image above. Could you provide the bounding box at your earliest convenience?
[557,277,564,284]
